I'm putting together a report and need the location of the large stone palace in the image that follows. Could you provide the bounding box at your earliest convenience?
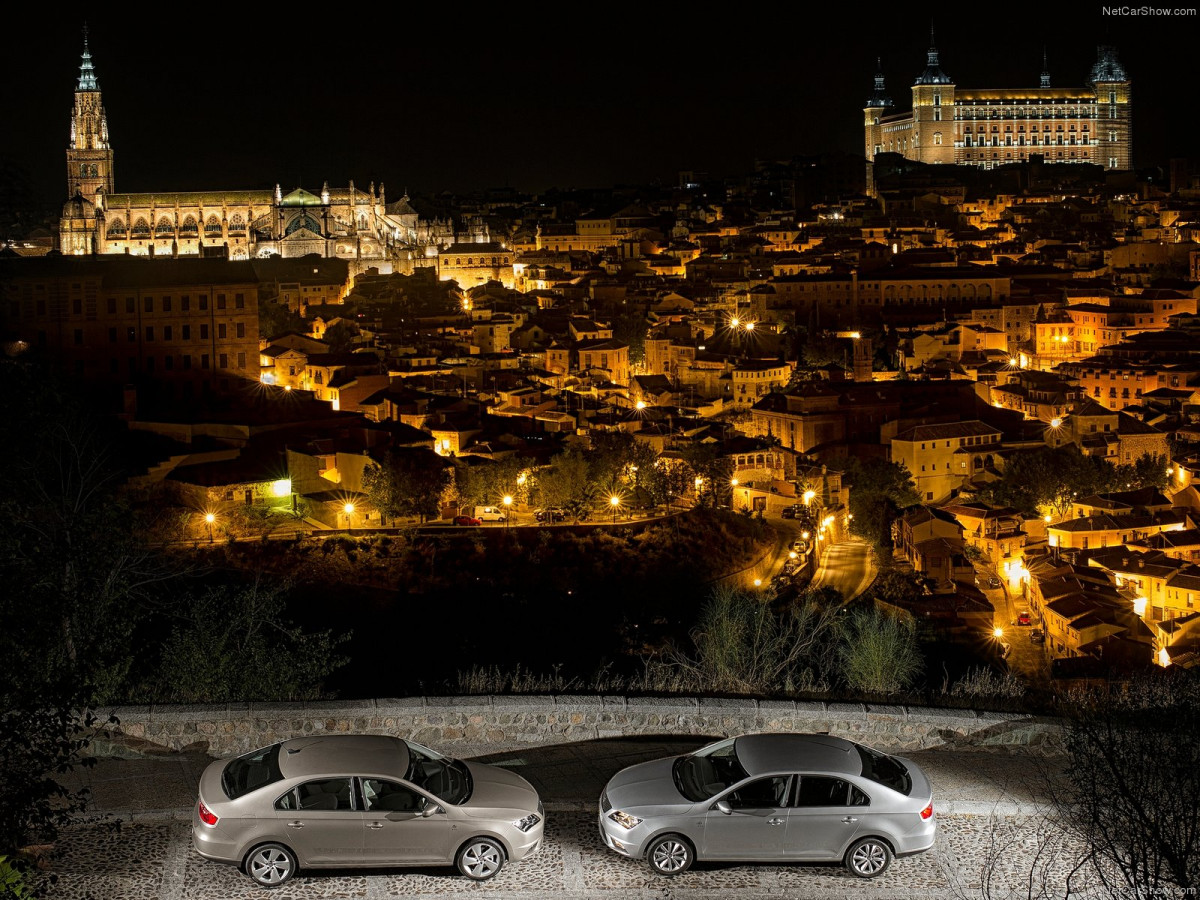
[59,36,485,267]
[863,31,1132,191]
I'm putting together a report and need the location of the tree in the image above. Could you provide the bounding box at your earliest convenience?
[1051,673,1200,898]
[0,701,115,885]
[533,450,596,521]
[828,454,920,549]
[149,579,349,703]
[838,608,922,694]
[364,448,452,524]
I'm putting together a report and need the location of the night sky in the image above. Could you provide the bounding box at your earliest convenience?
[0,5,1192,206]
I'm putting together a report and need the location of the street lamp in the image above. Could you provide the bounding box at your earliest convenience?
[503,494,513,529]
[609,494,620,524]
[803,490,816,505]
[344,502,355,531]
[204,512,215,543]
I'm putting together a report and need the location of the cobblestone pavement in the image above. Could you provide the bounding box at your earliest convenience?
[38,739,1094,900]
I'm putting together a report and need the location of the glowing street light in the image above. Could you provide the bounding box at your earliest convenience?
[730,316,741,329]
[635,399,646,410]
[204,512,216,543]
[344,502,355,531]
[503,494,513,529]
[789,550,798,559]
[753,578,762,588]
[993,626,1004,639]
[609,494,621,524]
[803,490,816,505]
[1050,417,1062,428]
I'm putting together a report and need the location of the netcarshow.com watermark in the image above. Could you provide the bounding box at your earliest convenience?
[1102,5,1196,13]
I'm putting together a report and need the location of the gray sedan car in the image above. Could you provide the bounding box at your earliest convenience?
[599,733,935,878]
[192,735,544,886]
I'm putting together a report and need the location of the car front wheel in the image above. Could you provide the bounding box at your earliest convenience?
[845,836,892,878]
[457,837,505,880]
[245,842,297,887]
[646,833,693,876]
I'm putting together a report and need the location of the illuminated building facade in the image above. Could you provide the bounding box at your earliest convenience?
[864,33,1132,191]
[59,39,483,262]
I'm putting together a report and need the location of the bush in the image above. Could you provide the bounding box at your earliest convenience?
[838,609,922,694]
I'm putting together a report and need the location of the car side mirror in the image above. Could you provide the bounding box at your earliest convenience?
[714,800,732,815]
[421,803,441,817]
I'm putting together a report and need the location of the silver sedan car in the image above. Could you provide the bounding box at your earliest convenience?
[599,733,935,878]
[192,735,544,886]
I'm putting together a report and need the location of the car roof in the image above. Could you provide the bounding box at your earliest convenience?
[734,733,862,777]
[277,735,410,780]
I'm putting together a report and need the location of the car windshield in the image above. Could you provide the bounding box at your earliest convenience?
[222,744,284,800]
[672,737,749,802]
[855,744,912,795]
[404,740,472,805]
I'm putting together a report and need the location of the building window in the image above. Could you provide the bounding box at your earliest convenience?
[200,324,209,339]
[235,293,245,309]
[217,294,226,310]
[236,322,245,338]
[108,327,116,342]
[182,325,190,340]
[164,326,172,341]
[201,354,209,369]
[237,352,246,369]
[219,353,228,369]
[145,326,154,341]
[218,324,227,339]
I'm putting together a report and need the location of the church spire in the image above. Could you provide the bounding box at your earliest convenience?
[1040,48,1051,88]
[66,26,114,200]
[77,25,99,91]
[915,21,952,84]
[867,57,893,108]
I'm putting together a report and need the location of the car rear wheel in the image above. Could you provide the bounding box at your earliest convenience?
[456,837,505,880]
[245,842,297,887]
[647,833,693,876]
[845,836,892,878]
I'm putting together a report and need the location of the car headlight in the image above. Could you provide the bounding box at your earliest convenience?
[608,810,643,830]
[513,813,541,832]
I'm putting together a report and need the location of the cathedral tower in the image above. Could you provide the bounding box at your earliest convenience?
[66,30,114,202]
[909,26,955,166]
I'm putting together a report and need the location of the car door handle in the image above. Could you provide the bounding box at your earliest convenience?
[768,817,786,826]
[367,822,384,829]
[842,816,858,824]
[287,821,305,829]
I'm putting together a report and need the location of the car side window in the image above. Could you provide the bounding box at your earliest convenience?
[849,785,871,806]
[725,776,790,810]
[793,776,851,807]
[296,778,355,811]
[274,789,299,811]
[361,778,426,813]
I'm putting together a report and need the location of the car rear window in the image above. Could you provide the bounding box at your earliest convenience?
[223,744,284,800]
[855,745,912,795]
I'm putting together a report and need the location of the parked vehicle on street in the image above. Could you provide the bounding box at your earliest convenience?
[1030,628,1046,643]
[781,505,800,519]
[192,735,544,887]
[1017,610,1032,626]
[473,506,508,522]
[535,508,566,523]
[598,733,935,878]
[453,515,482,526]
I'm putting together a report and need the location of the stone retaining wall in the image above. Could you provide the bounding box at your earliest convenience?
[96,696,1064,758]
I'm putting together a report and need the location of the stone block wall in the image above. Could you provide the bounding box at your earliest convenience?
[97,696,1063,758]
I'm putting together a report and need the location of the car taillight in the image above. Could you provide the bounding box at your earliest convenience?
[198,799,219,826]
[920,801,934,820]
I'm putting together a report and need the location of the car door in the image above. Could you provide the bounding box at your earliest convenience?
[360,778,455,865]
[783,776,867,860]
[701,775,791,860]
[273,777,363,866]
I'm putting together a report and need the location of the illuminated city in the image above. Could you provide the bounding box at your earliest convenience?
[1,9,1198,899]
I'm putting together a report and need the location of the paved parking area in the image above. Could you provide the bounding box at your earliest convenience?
[38,739,1089,900]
